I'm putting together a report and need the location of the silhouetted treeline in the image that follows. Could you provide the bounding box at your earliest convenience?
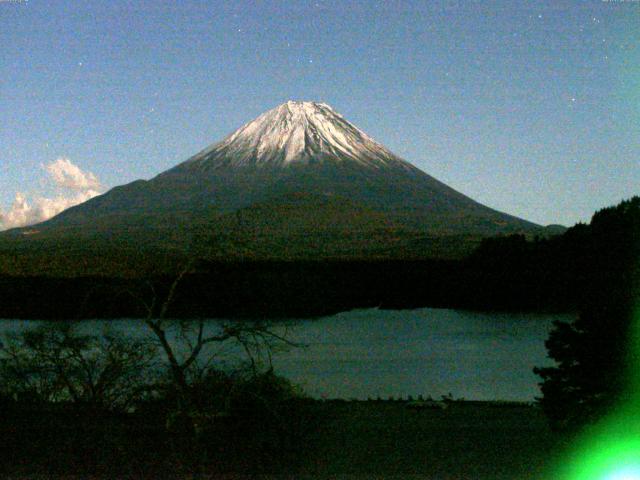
[534,197,640,430]
[1,197,639,319]
[0,257,571,320]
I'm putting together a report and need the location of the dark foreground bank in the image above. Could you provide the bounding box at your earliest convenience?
[0,399,567,479]
[0,255,581,320]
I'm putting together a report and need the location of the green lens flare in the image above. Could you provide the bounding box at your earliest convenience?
[564,433,640,479]
[605,466,640,480]
[558,308,640,479]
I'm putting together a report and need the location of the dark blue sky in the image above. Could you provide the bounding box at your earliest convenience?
[1,0,638,226]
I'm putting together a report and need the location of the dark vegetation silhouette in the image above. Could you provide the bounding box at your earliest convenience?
[0,306,316,475]
[0,195,573,319]
[0,322,156,408]
[0,230,597,319]
[534,197,640,431]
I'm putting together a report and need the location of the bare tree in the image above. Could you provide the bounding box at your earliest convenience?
[124,263,300,418]
[0,322,157,410]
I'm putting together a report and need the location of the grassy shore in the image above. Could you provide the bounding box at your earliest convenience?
[2,400,569,479]
[296,400,567,479]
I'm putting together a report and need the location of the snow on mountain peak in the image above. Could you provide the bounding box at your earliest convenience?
[182,101,414,170]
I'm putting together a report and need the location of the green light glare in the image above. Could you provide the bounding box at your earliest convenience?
[559,410,640,479]
[558,306,640,479]
[605,465,640,480]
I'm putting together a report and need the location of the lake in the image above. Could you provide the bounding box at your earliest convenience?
[0,308,573,401]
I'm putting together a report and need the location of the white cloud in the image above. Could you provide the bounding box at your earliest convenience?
[0,193,33,230]
[45,157,101,191]
[0,159,103,231]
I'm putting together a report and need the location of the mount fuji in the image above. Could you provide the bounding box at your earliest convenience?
[13,101,541,259]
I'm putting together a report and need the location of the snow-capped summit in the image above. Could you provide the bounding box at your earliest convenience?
[180,101,413,171]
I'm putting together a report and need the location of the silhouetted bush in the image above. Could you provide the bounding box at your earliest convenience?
[0,322,316,475]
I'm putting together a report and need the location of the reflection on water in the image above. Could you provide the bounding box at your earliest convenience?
[0,308,573,401]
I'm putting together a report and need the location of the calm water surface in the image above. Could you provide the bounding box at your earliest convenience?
[0,308,573,401]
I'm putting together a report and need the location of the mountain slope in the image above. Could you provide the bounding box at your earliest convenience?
[8,101,540,259]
